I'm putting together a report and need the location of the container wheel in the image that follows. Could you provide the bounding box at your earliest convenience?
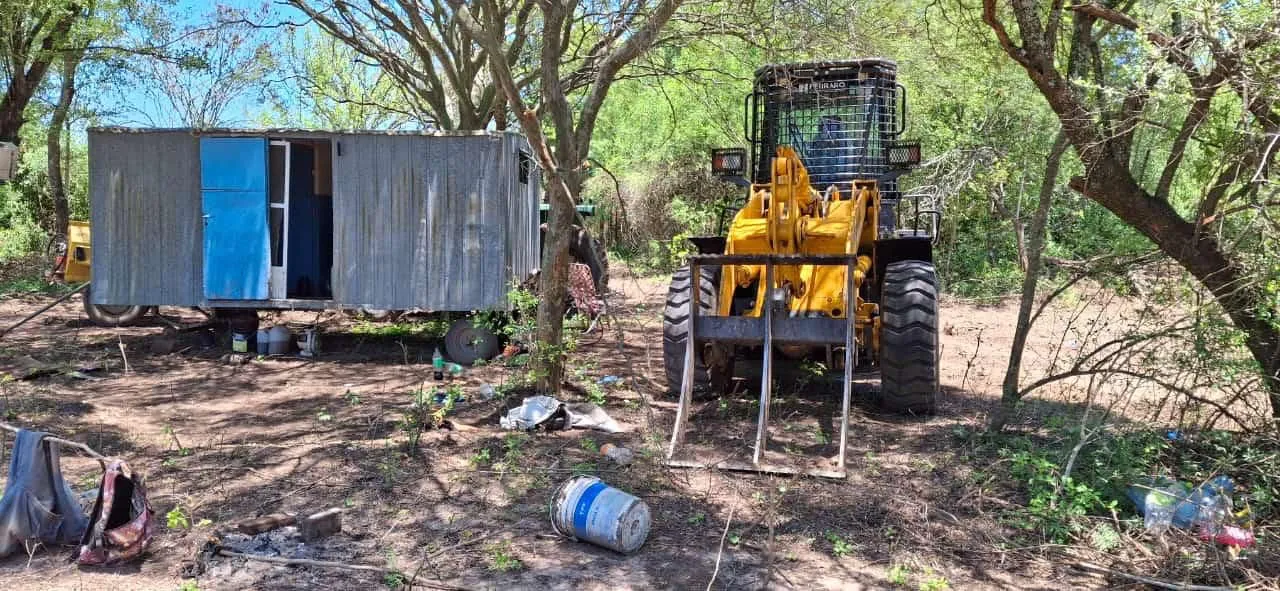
[444,318,500,365]
[878,260,940,414]
[82,284,150,327]
[663,265,731,395]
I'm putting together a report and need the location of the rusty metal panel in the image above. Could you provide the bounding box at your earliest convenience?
[89,130,203,306]
[331,133,538,311]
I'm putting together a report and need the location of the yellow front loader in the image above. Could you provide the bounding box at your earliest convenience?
[662,59,939,478]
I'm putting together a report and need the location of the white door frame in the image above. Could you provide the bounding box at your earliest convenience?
[269,140,291,299]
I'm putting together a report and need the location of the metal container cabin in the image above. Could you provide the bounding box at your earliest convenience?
[87,128,541,312]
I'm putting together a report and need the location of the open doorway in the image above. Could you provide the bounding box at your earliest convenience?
[267,139,334,299]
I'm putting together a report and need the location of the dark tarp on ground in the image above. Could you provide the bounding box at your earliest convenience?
[0,430,90,557]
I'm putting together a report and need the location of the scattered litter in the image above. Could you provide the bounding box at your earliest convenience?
[432,347,445,380]
[600,443,634,466]
[1127,475,1253,547]
[447,362,464,377]
[478,384,498,400]
[1164,429,1182,441]
[432,391,465,405]
[231,332,250,353]
[565,402,621,433]
[549,475,650,554]
[500,396,565,431]
[297,328,320,357]
[222,353,251,366]
[499,396,621,432]
[597,375,623,386]
[267,326,291,355]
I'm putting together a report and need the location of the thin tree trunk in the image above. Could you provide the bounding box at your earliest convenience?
[48,52,83,239]
[535,175,579,393]
[990,132,1068,432]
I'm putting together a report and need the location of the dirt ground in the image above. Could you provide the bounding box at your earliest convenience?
[0,266,1253,590]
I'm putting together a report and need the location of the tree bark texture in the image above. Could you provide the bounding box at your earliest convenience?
[983,1,1280,420]
[47,52,83,239]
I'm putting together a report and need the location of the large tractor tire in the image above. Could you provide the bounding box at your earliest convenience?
[663,265,722,395]
[82,284,150,327]
[878,260,940,415]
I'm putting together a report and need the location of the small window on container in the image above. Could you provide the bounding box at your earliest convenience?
[518,150,531,185]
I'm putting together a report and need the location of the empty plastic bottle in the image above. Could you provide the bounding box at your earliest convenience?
[1174,475,1235,530]
[432,348,445,380]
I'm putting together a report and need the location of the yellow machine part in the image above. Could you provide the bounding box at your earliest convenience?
[63,220,92,283]
[718,147,882,347]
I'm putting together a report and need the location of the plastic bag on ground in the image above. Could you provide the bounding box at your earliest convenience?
[499,397,621,433]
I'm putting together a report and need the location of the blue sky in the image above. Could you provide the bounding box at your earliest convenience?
[101,0,304,128]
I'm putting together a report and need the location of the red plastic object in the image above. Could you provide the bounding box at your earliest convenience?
[1198,525,1256,548]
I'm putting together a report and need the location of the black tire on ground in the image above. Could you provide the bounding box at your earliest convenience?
[82,284,150,327]
[663,265,721,395]
[878,260,940,415]
[444,318,501,365]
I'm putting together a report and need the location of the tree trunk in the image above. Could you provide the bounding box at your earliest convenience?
[534,174,580,393]
[990,132,1068,431]
[48,52,83,239]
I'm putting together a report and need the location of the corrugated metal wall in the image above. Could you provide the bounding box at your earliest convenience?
[505,133,542,293]
[331,132,540,310]
[88,129,539,311]
[89,131,203,306]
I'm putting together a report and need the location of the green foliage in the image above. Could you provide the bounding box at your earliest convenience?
[485,541,523,572]
[351,318,449,339]
[166,506,190,530]
[887,564,910,586]
[824,530,854,558]
[989,420,1280,545]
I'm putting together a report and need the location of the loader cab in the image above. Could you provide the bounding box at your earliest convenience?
[712,59,926,236]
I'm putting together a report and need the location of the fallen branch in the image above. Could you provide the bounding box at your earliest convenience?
[214,548,474,590]
[706,494,738,591]
[0,422,108,467]
[1074,561,1234,591]
[0,283,89,339]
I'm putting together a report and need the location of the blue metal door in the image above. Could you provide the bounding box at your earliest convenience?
[201,137,269,300]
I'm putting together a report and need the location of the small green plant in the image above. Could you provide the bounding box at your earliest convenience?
[486,541,523,572]
[824,530,853,558]
[571,461,597,475]
[687,512,706,525]
[178,580,201,591]
[887,564,909,586]
[812,426,830,445]
[344,389,362,406]
[316,408,333,422]
[579,437,599,453]
[727,531,742,545]
[470,447,493,466]
[918,572,950,591]
[382,571,406,589]
[584,383,607,406]
[166,506,190,530]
